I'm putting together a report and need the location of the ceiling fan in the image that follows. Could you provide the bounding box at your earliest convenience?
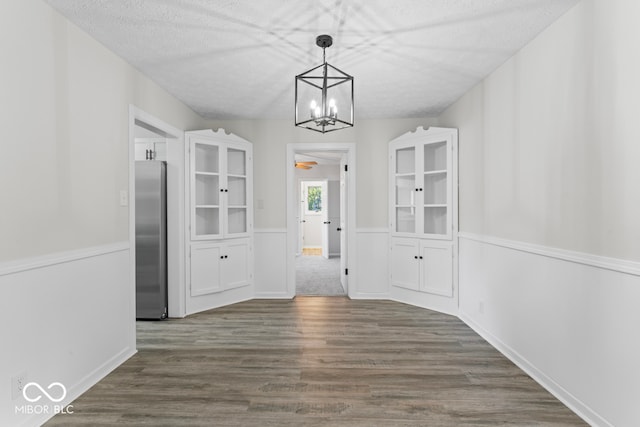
[295,161,317,170]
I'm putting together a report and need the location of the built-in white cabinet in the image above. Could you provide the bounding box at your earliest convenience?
[190,239,251,296]
[186,129,253,314]
[390,238,453,297]
[389,127,458,311]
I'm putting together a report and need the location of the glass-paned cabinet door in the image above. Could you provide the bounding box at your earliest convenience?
[392,146,417,234]
[191,140,222,239]
[390,127,456,240]
[421,138,451,238]
[225,147,249,236]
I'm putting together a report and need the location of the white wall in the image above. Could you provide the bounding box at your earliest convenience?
[0,0,205,262]
[1,1,206,425]
[438,0,640,425]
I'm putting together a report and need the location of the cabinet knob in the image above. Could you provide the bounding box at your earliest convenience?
[323,221,331,224]
[415,188,419,192]
[419,256,423,259]
[414,255,418,259]
[337,227,342,231]
[220,255,224,259]
[220,189,224,192]
[224,255,228,259]
[224,189,228,192]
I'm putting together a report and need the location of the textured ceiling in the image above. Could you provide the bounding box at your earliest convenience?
[45,0,581,120]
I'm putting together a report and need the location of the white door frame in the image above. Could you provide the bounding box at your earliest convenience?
[286,143,356,298]
[128,105,186,319]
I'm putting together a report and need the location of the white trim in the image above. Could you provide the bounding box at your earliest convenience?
[356,228,389,234]
[254,228,287,234]
[29,347,136,427]
[459,311,611,427]
[0,242,128,277]
[350,292,390,299]
[458,232,640,277]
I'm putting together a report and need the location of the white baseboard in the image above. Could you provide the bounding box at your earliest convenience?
[459,311,610,427]
[458,234,638,426]
[2,244,133,427]
[30,347,136,427]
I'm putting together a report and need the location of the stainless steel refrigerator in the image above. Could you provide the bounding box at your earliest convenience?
[135,161,168,319]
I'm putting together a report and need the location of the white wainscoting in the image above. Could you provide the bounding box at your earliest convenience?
[0,243,135,427]
[352,229,390,299]
[458,233,640,427]
[254,229,288,298]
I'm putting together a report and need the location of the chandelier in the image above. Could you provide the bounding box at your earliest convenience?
[295,35,354,133]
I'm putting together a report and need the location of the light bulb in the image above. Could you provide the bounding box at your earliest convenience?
[329,99,337,118]
[310,100,318,119]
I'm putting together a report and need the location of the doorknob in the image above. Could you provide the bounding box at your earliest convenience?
[337,227,342,231]
[323,221,331,224]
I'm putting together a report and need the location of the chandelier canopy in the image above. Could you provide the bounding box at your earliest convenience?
[295,35,354,133]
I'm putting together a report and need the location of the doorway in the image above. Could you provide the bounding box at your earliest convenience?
[128,106,186,321]
[297,176,343,295]
[286,143,356,298]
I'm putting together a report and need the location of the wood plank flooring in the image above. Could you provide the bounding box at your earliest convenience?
[46,297,586,426]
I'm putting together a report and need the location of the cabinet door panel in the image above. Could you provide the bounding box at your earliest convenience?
[190,244,221,296]
[222,241,250,290]
[420,135,452,239]
[420,241,453,297]
[191,139,222,239]
[390,239,420,291]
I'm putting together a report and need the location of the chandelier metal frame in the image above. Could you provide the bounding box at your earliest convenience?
[295,35,354,133]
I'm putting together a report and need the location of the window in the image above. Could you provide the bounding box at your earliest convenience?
[302,181,325,215]
[307,185,322,212]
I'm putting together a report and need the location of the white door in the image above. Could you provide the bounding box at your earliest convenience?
[327,181,341,257]
[339,155,348,289]
[298,181,305,255]
[320,180,329,259]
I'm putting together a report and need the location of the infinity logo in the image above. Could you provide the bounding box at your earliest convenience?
[23,382,67,403]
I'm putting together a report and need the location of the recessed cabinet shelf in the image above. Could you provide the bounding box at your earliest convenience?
[189,134,252,240]
[186,129,254,314]
[389,127,458,303]
[390,128,455,238]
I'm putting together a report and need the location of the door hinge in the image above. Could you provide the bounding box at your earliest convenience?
[345,268,349,275]
[344,164,348,172]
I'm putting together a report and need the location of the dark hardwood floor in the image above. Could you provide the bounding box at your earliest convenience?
[47,297,585,426]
